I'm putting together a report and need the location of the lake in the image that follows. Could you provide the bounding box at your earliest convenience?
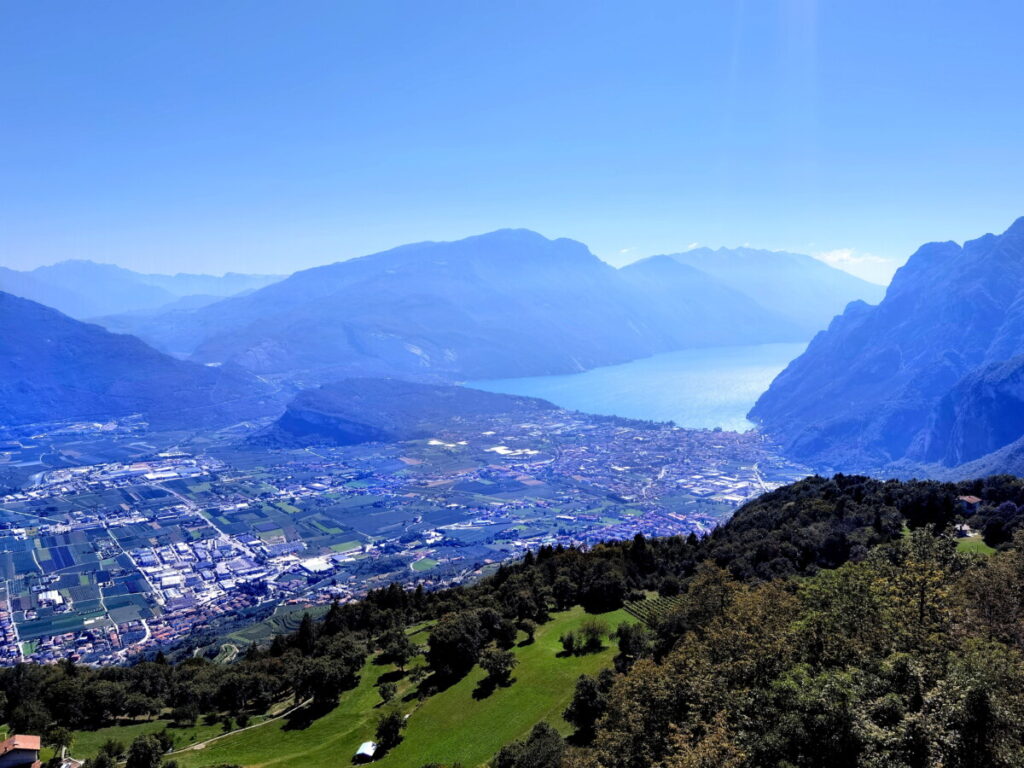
[466,342,807,432]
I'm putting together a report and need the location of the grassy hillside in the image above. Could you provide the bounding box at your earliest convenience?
[169,605,631,768]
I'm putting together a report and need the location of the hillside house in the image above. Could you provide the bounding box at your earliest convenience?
[0,734,41,768]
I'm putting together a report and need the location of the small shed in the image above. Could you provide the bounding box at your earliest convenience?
[354,741,378,763]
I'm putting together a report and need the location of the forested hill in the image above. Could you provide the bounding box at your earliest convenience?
[7,474,1024,768]
[253,377,558,446]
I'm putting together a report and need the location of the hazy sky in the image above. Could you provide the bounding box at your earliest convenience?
[3,1,1024,285]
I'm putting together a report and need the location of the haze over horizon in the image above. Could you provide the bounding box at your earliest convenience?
[2,235,894,286]
[4,1,1024,284]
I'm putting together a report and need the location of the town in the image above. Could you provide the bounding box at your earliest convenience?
[0,409,808,666]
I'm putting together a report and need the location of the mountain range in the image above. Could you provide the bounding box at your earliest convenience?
[0,260,281,319]
[666,246,887,335]
[95,229,878,385]
[750,216,1024,475]
[0,291,281,430]
[2,229,885,434]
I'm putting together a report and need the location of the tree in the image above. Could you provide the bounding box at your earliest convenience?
[563,672,614,739]
[560,630,578,656]
[322,600,347,636]
[98,739,126,760]
[125,692,154,721]
[297,657,356,709]
[376,709,406,751]
[427,611,486,679]
[45,726,73,757]
[553,576,576,611]
[171,702,199,727]
[480,648,518,686]
[494,619,519,650]
[565,619,608,656]
[9,700,49,735]
[660,712,745,768]
[380,629,418,670]
[580,568,625,613]
[378,681,397,704]
[125,735,164,768]
[519,619,537,644]
[493,722,565,768]
[659,575,681,597]
[154,730,174,754]
[296,612,317,656]
[614,622,652,672]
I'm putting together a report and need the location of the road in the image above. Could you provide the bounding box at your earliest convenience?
[159,482,258,560]
[2,580,24,661]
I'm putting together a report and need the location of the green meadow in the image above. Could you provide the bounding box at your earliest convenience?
[167,605,631,768]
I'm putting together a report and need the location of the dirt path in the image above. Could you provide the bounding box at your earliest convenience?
[171,698,312,753]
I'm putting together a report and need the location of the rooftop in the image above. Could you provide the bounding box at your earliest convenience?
[1,734,41,753]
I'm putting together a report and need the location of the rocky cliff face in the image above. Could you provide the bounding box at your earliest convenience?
[915,356,1024,466]
[749,217,1024,472]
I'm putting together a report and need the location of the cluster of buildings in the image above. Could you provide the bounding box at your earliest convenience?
[0,408,807,666]
[0,595,20,665]
[31,451,222,492]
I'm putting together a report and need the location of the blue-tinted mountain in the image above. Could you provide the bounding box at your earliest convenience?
[103,229,802,383]
[0,260,282,318]
[666,246,886,335]
[618,255,802,346]
[132,270,282,298]
[0,292,281,429]
[749,217,1024,473]
[257,378,557,446]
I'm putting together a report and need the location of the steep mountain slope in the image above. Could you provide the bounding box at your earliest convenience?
[0,292,281,429]
[667,246,886,334]
[258,378,557,446]
[104,229,803,383]
[0,260,282,318]
[749,217,1024,472]
[0,266,90,317]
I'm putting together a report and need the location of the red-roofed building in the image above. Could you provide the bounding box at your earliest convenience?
[0,734,41,768]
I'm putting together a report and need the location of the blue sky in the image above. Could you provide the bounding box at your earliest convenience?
[2,1,1023,284]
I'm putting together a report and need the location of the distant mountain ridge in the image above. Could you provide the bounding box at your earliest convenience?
[99,229,817,384]
[664,246,886,335]
[750,216,1024,475]
[0,260,281,318]
[0,291,282,429]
